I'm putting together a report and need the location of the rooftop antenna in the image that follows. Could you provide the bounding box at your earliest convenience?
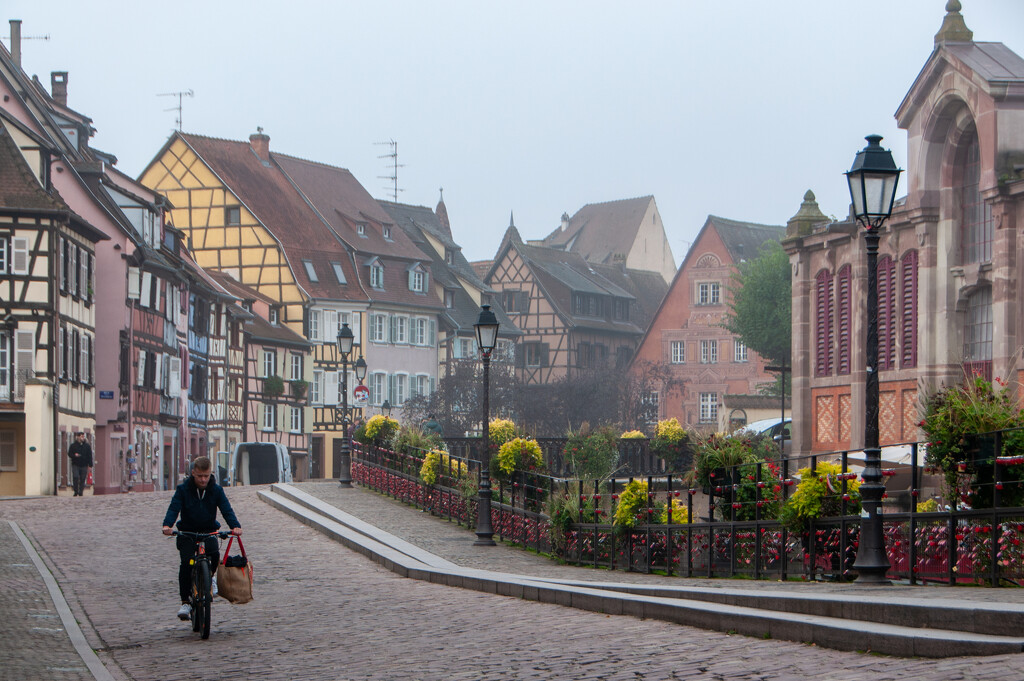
[157,89,194,131]
[375,139,404,202]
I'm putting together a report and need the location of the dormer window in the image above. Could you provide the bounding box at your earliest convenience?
[357,223,367,236]
[366,257,384,289]
[444,289,455,309]
[303,259,318,283]
[408,263,427,293]
[269,307,280,325]
[383,225,392,240]
[445,248,454,265]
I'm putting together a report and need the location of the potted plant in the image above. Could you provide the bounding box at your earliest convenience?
[650,418,691,470]
[290,379,308,400]
[264,375,285,398]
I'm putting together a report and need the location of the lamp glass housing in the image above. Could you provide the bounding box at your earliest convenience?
[845,134,902,229]
[474,304,500,354]
[337,323,354,356]
[354,356,367,382]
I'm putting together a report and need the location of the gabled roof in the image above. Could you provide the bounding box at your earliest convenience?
[538,195,654,265]
[273,155,425,262]
[175,133,366,303]
[207,269,275,306]
[705,215,787,264]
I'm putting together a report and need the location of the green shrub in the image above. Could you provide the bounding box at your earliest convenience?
[778,461,861,534]
[496,437,544,476]
[651,418,691,470]
[356,414,400,446]
[563,426,619,482]
[394,426,442,455]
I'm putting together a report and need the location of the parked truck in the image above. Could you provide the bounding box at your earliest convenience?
[228,442,293,486]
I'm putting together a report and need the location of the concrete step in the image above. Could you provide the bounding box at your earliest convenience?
[260,484,1024,658]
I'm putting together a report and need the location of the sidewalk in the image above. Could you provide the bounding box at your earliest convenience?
[294,481,1024,604]
[0,519,106,681]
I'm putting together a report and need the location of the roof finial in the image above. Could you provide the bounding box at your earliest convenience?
[509,211,515,228]
[935,0,973,45]
[439,187,444,202]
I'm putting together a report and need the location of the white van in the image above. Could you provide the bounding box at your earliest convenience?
[228,442,293,486]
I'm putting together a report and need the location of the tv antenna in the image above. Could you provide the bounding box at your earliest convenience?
[375,139,404,202]
[157,89,194,131]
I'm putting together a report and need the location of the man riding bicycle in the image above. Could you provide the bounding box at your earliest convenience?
[162,456,242,620]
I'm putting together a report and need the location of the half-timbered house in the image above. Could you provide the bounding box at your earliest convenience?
[631,215,786,432]
[0,123,106,496]
[486,221,666,385]
[0,27,188,494]
[139,131,371,478]
[380,196,520,375]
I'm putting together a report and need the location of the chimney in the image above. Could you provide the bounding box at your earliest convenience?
[9,20,21,68]
[560,212,569,232]
[51,72,68,107]
[249,128,270,162]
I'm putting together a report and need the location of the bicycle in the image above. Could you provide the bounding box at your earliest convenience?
[172,530,229,639]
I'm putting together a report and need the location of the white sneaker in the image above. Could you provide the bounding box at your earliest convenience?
[212,575,218,597]
[177,603,191,620]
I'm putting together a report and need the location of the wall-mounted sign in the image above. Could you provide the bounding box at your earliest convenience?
[99,390,114,399]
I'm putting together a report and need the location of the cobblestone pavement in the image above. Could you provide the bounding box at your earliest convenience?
[3,487,1024,681]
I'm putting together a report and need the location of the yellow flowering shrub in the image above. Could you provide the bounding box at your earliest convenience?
[363,414,399,444]
[497,437,543,476]
[420,449,469,485]
[661,497,690,524]
[489,418,517,448]
[620,430,646,439]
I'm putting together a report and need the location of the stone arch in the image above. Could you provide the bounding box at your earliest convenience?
[920,93,978,207]
[695,253,721,269]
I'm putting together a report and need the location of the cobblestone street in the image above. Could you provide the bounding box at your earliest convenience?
[3,488,1024,680]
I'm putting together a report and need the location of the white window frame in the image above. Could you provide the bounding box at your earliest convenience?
[700,339,718,364]
[734,340,748,363]
[392,373,407,406]
[309,309,320,343]
[0,334,8,401]
[392,316,408,345]
[290,406,302,434]
[263,349,276,378]
[370,263,384,289]
[262,403,276,431]
[12,236,29,276]
[311,369,323,405]
[671,341,685,364]
[699,393,718,423]
[290,353,302,381]
[371,314,388,343]
[698,282,721,306]
[370,372,387,406]
[0,237,7,274]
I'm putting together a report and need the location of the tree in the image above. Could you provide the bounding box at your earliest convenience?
[724,239,791,373]
[402,359,517,437]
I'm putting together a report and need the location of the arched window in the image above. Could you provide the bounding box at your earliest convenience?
[835,265,852,375]
[815,270,834,377]
[959,131,993,264]
[963,287,992,380]
[900,251,918,369]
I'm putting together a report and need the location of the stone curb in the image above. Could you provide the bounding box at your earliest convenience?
[8,520,116,681]
[260,485,1024,658]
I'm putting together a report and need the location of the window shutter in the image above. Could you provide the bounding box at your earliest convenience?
[877,256,897,371]
[352,311,361,344]
[429,377,435,394]
[12,237,29,276]
[514,344,524,368]
[80,332,90,384]
[58,238,66,290]
[168,357,181,397]
[258,402,264,431]
[836,265,852,375]
[325,371,339,406]
[79,247,88,300]
[901,251,919,369]
[140,272,152,308]
[408,269,415,290]
[428,320,436,347]
[390,316,398,344]
[137,350,146,386]
[15,330,34,384]
[69,244,78,294]
[154,353,164,391]
[540,343,549,367]
[815,270,833,377]
[57,327,65,379]
[88,254,95,303]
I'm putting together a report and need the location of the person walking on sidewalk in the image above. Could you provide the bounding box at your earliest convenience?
[161,456,242,620]
[67,432,93,497]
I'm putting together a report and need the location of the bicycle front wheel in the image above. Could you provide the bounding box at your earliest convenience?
[197,560,212,639]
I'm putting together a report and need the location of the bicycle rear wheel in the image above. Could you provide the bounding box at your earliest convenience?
[197,560,212,639]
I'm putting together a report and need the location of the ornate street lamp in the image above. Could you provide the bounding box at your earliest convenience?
[473,304,500,546]
[846,134,902,584]
[336,323,355,488]
[381,399,392,418]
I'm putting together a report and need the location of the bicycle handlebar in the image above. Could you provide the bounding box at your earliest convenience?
[171,530,231,539]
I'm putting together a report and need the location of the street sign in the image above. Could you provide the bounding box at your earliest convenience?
[352,385,369,406]
[99,390,114,399]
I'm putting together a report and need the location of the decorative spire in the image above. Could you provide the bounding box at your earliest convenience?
[509,211,515,228]
[935,0,973,46]
[434,186,451,236]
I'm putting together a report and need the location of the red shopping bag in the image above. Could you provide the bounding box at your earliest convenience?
[218,536,254,604]
[86,470,93,486]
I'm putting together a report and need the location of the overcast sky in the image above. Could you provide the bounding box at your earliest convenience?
[5,1,1023,264]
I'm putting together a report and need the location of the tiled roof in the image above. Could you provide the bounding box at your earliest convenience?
[207,269,275,306]
[0,126,66,211]
[946,42,1024,82]
[178,133,366,303]
[705,215,786,263]
[245,313,310,349]
[538,196,654,265]
[274,155,426,262]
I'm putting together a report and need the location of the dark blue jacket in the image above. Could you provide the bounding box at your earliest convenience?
[162,477,240,533]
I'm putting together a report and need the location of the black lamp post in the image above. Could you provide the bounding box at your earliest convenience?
[473,304,500,546]
[381,399,392,418]
[336,323,355,488]
[846,134,902,584]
